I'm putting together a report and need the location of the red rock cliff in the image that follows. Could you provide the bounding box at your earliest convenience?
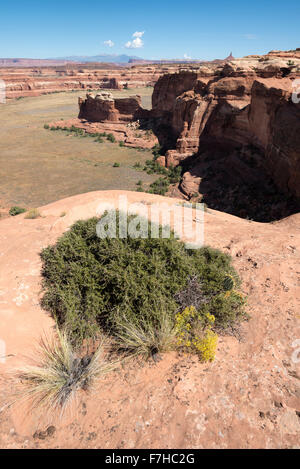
[151,59,300,201]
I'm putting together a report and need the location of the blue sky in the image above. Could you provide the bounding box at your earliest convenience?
[1,0,299,60]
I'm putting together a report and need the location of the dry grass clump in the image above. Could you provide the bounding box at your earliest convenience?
[17,330,117,414]
[24,208,41,219]
[114,310,176,359]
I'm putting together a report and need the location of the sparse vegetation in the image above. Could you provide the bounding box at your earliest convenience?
[147,176,170,195]
[152,143,162,160]
[146,165,182,195]
[45,125,120,145]
[133,162,143,170]
[136,159,182,195]
[107,133,116,143]
[1,88,156,212]
[9,206,26,216]
[113,162,120,167]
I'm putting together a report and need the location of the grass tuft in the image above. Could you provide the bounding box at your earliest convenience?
[17,330,116,414]
[114,310,176,359]
[25,208,41,219]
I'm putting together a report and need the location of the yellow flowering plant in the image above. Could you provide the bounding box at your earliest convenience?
[175,306,218,362]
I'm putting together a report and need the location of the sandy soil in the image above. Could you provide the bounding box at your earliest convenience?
[0,190,299,448]
[0,89,154,211]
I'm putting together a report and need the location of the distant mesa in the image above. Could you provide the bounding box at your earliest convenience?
[0,58,77,67]
[225,52,235,61]
[0,53,236,68]
[52,54,143,64]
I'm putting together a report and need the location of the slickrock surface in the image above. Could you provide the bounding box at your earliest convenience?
[0,190,299,448]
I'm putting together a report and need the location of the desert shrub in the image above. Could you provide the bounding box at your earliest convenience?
[119,141,125,147]
[44,124,49,130]
[40,213,246,345]
[25,208,41,219]
[107,133,116,143]
[133,162,143,170]
[113,162,120,168]
[144,159,168,175]
[95,137,104,143]
[17,330,116,413]
[9,206,26,216]
[152,143,162,160]
[142,161,182,195]
[168,165,182,184]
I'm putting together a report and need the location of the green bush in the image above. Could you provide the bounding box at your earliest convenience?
[144,159,168,176]
[40,213,246,345]
[107,133,116,143]
[9,206,26,216]
[152,144,162,160]
[141,161,182,195]
[113,162,120,168]
[148,177,170,195]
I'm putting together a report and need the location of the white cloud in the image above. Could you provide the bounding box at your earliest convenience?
[104,40,114,47]
[183,53,192,60]
[133,31,144,38]
[125,31,145,49]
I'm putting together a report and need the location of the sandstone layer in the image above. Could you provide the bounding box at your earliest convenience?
[0,63,200,99]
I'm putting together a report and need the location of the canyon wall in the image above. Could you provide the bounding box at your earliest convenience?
[151,53,300,201]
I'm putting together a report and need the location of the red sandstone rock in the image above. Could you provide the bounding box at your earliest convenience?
[151,62,300,201]
[78,93,144,122]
